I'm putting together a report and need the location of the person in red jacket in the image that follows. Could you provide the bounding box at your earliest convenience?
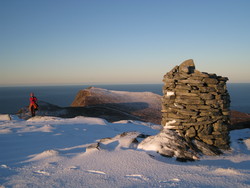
[29,93,38,117]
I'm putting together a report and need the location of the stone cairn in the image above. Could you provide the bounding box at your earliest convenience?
[162,59,230,149]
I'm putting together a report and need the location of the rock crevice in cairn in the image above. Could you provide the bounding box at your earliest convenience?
[162,59,230,149]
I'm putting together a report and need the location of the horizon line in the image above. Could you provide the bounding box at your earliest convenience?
[0,82,250,88]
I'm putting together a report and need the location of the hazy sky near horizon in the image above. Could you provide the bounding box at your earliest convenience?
[0,0,250,86]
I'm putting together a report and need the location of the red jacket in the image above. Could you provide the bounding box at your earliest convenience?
[30,96,38,104]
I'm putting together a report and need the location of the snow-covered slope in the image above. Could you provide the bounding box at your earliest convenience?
[0,116,250,187]
[72,87,161,108]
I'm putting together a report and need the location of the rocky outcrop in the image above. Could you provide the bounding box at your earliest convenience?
[71,87,161,124]
[162,59,231,149]
[229,110,250,130]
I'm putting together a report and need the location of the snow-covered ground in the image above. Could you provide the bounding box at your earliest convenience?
[0,115,250,188]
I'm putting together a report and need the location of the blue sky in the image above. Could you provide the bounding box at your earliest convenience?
[0,0,249,86]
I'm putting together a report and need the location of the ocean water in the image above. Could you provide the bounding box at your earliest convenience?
[0,83,249,114]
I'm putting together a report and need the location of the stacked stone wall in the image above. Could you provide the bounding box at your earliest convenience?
[162,59,230,149]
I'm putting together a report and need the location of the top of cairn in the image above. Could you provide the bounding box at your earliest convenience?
[179,59,195,74]
[165,59,228,81]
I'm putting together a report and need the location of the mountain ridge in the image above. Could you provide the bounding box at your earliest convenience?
[16,87,250,130]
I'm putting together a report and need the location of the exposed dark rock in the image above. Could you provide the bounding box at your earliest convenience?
[193,140,222,156]
[229,110,250,130]
[86,143,100,152]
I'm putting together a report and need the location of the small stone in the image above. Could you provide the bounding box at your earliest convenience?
[173,103,185,109]
[177,109,198,116]
[175,98,204,105]
[218,76,229,82]
[86,143,100,152]
[205,99,218,105]
[203,78,218,84]
[214,138,230,149]
[199,109,220,117]
[192,70,210,78]
[213,122,228,132]
[178,79,202,84]
[200,93,215,100]
[199,86,216,93]
[203,139,214,145]
[175,91,198,97]
[187,105,212,110]
[196,116,211,122]
[166,113,190,119]
[185,127,196,138]
[175,84,192,90]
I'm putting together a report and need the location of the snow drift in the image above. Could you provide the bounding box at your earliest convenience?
[0,115,250,187]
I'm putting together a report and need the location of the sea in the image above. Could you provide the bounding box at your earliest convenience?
[0,83,250,114]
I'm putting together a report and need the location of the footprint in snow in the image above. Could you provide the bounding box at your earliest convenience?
[85,170,106,175]
[34,170,50,176]
[125,174,149,181]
